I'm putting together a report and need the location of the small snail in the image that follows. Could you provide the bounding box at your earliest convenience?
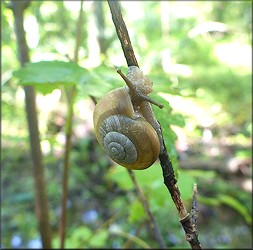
[93,66,163,170]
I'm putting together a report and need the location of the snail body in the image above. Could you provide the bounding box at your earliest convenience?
[93,66,163,170]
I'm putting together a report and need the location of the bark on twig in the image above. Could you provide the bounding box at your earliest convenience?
[107,1,202,249]
[107,0,139,67]
[10,1,52,248]
[191,184,199,228]
[108,1,166,247]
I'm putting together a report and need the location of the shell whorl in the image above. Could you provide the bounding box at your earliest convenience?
[100,115,138,165]
[103,132,137,164]
[93,70,162,170]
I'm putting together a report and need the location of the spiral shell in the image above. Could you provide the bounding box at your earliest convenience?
[100,116,138,165]
[93,89,160,170]
[96,113,159,169]
[93,67,161,170]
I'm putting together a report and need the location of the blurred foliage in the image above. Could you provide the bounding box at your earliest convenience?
[1,0,252,249]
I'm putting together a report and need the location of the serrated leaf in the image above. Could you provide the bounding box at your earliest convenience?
[13,60,88,94]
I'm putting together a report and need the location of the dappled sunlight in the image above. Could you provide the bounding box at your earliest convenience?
[37,89,61,113]
[170,2,207,18]
[74,99,95,138]
[162,48,193,78]
[188,21,229,38]
[121,2,145,21]
[242,179,252,193]
[160,93,215,128]
[41,139,51,155]
[214,42,252,68]
[24,15,39,49]
[36,89,62,134]
[63,1,87,13]
[40,2,58,16]
[85,10,101,68]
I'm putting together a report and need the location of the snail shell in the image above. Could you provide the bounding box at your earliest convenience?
[93,66,161,170]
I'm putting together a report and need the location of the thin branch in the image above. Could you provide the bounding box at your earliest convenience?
[122,222,146,249]
[107,1,166,247]
[107,1,202,249]
[127,169,166,249]
[59,1,83,248]
[159,132,188,219]
[110,229,152,249]
[10,0,52,248]
[191,184,199,228]
[58,88,76,249]
[107,0,139,67]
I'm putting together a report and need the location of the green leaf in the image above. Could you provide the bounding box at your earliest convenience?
[128,200,146,223]
[64,226,92,248]
[107,163,193,212]
[89,229,109,247]
[135,164,175,208]
[13,60,88,94]
[134,163,163,186]
[106,167,134,191]
[165,112,186,127]
[199,193,252,225]
[217,194,252,224]
[78,64,127,98]
[152,93,181,176]
[198,196,220,206]
[177,170,196,200]
[65,226,108,248]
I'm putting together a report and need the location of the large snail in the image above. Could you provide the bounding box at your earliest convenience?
[93,66,163,170]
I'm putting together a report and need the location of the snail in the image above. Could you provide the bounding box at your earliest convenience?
[93,66,163,170]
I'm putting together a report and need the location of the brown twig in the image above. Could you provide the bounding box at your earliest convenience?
[108,2,166,247]
[107,0,139,67]
[191,184,199,229]
[108,1,165,248]
[10,0,52,248]
[107,1,202,249]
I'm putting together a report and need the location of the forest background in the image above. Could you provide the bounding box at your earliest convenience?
[2,1,252,249]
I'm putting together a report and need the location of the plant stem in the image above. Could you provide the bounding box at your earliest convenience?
[59,1,83,248]
[11,1,52,248]
[191,184,199,230]
[127,170,166,249]
[110,229,152,249]
[59,85,76,249]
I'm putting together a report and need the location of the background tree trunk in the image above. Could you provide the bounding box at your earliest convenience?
[11,1,52,248]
